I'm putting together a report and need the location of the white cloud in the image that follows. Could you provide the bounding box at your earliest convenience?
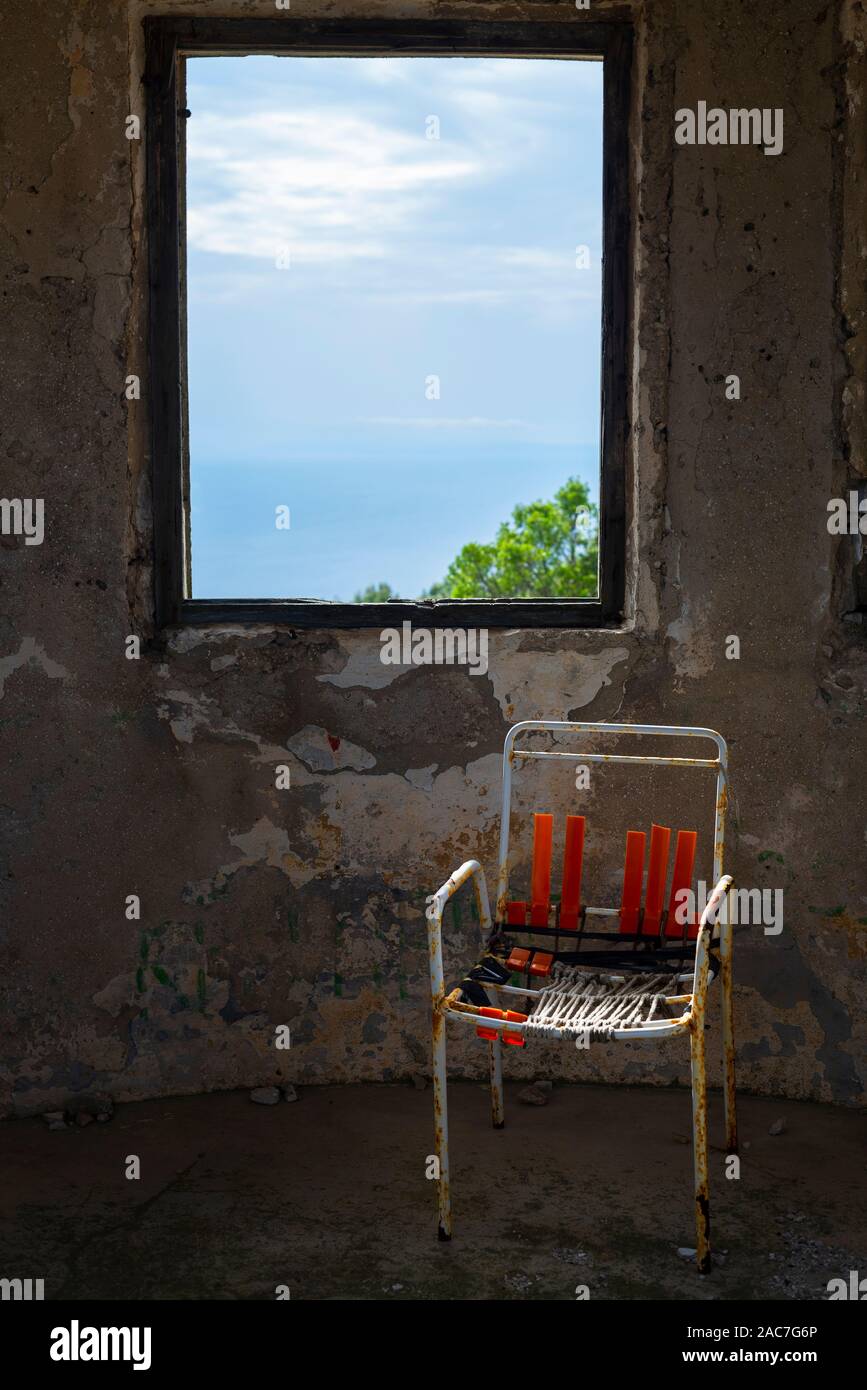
[184,59,604,319]
[360,416,531,429]
[187,109,479,263]
[441,56,603,90]
[352,58,413,86]
[497,247,575,272]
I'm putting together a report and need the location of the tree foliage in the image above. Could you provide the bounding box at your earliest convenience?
[353,581,399,603]
[354,477,598,602]
[425,476,598,599]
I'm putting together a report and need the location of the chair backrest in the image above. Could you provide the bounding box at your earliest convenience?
[495,722,728,941]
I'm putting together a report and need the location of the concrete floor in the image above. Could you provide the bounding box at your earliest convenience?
[2,1082,865,1300]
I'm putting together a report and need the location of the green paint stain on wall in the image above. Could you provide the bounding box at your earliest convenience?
[758,850,785,864]
[135,967,144,993]
[151,965,171,986]
[194,883,228,906]
[194,923,204,945]
[139,934,149,962]
[197,968,206,1011]
[287,908,299,943]
[334,972,343,997]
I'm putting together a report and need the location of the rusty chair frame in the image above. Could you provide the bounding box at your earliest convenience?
[425,720,736,1274]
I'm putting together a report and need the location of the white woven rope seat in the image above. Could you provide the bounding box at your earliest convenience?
[522,966,674,1040]
[424,720,738,1276]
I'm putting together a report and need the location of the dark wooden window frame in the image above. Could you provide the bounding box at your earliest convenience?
[144,14,632,630]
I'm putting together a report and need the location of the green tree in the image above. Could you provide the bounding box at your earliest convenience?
[422,476,598,599]
[353,581,399,603]
[354,478,598,602]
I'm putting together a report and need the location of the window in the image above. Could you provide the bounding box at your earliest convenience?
[145,16,631,628]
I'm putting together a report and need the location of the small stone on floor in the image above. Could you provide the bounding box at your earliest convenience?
[250,1087,280,1105]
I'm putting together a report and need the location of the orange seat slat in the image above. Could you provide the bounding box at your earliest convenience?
[476,1006,527,1047]
[530,813,554,928]
[619,830,646,933]
[476,1005,500,1041]
[643,824,672,936]
[503,1009,527,1047]
[560,814,585,931]
[665,830,698,937]
[528,951,553,977]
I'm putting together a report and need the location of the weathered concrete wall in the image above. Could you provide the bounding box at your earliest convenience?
[1,0,865,1116]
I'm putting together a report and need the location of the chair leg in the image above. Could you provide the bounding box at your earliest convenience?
[431,1008,452,1240]
[689,1020,711,1273]
[490,1038,504,1129]
[720,927,738,1154]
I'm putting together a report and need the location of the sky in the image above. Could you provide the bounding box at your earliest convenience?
[185,55,604,601]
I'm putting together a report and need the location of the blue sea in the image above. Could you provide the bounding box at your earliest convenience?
[189,441,600,601]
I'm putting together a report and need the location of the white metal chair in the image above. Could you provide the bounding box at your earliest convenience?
[425,720,737,1273]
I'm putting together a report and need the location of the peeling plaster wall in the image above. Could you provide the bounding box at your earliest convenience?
[1,0,865,1115]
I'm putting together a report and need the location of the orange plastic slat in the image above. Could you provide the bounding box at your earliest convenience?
[528,951,553,977]
[476,1005,502,1041]
[530,813,554,927]
[560,814,585,931]
[506,901,528,926]
[619,830,646,933]
[506,948,531,972]
[503,1010,527,1047]
[643,823,672,936]
[665,830,698,937]
[476,1006,527,1047]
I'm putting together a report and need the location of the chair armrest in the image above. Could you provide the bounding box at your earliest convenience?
[699,874,734,935]
[425,860,493,1005]
[425,859,492,933]
[691,874,734,999]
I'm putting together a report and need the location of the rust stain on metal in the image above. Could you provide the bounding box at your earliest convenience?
[687,915,713,1273]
